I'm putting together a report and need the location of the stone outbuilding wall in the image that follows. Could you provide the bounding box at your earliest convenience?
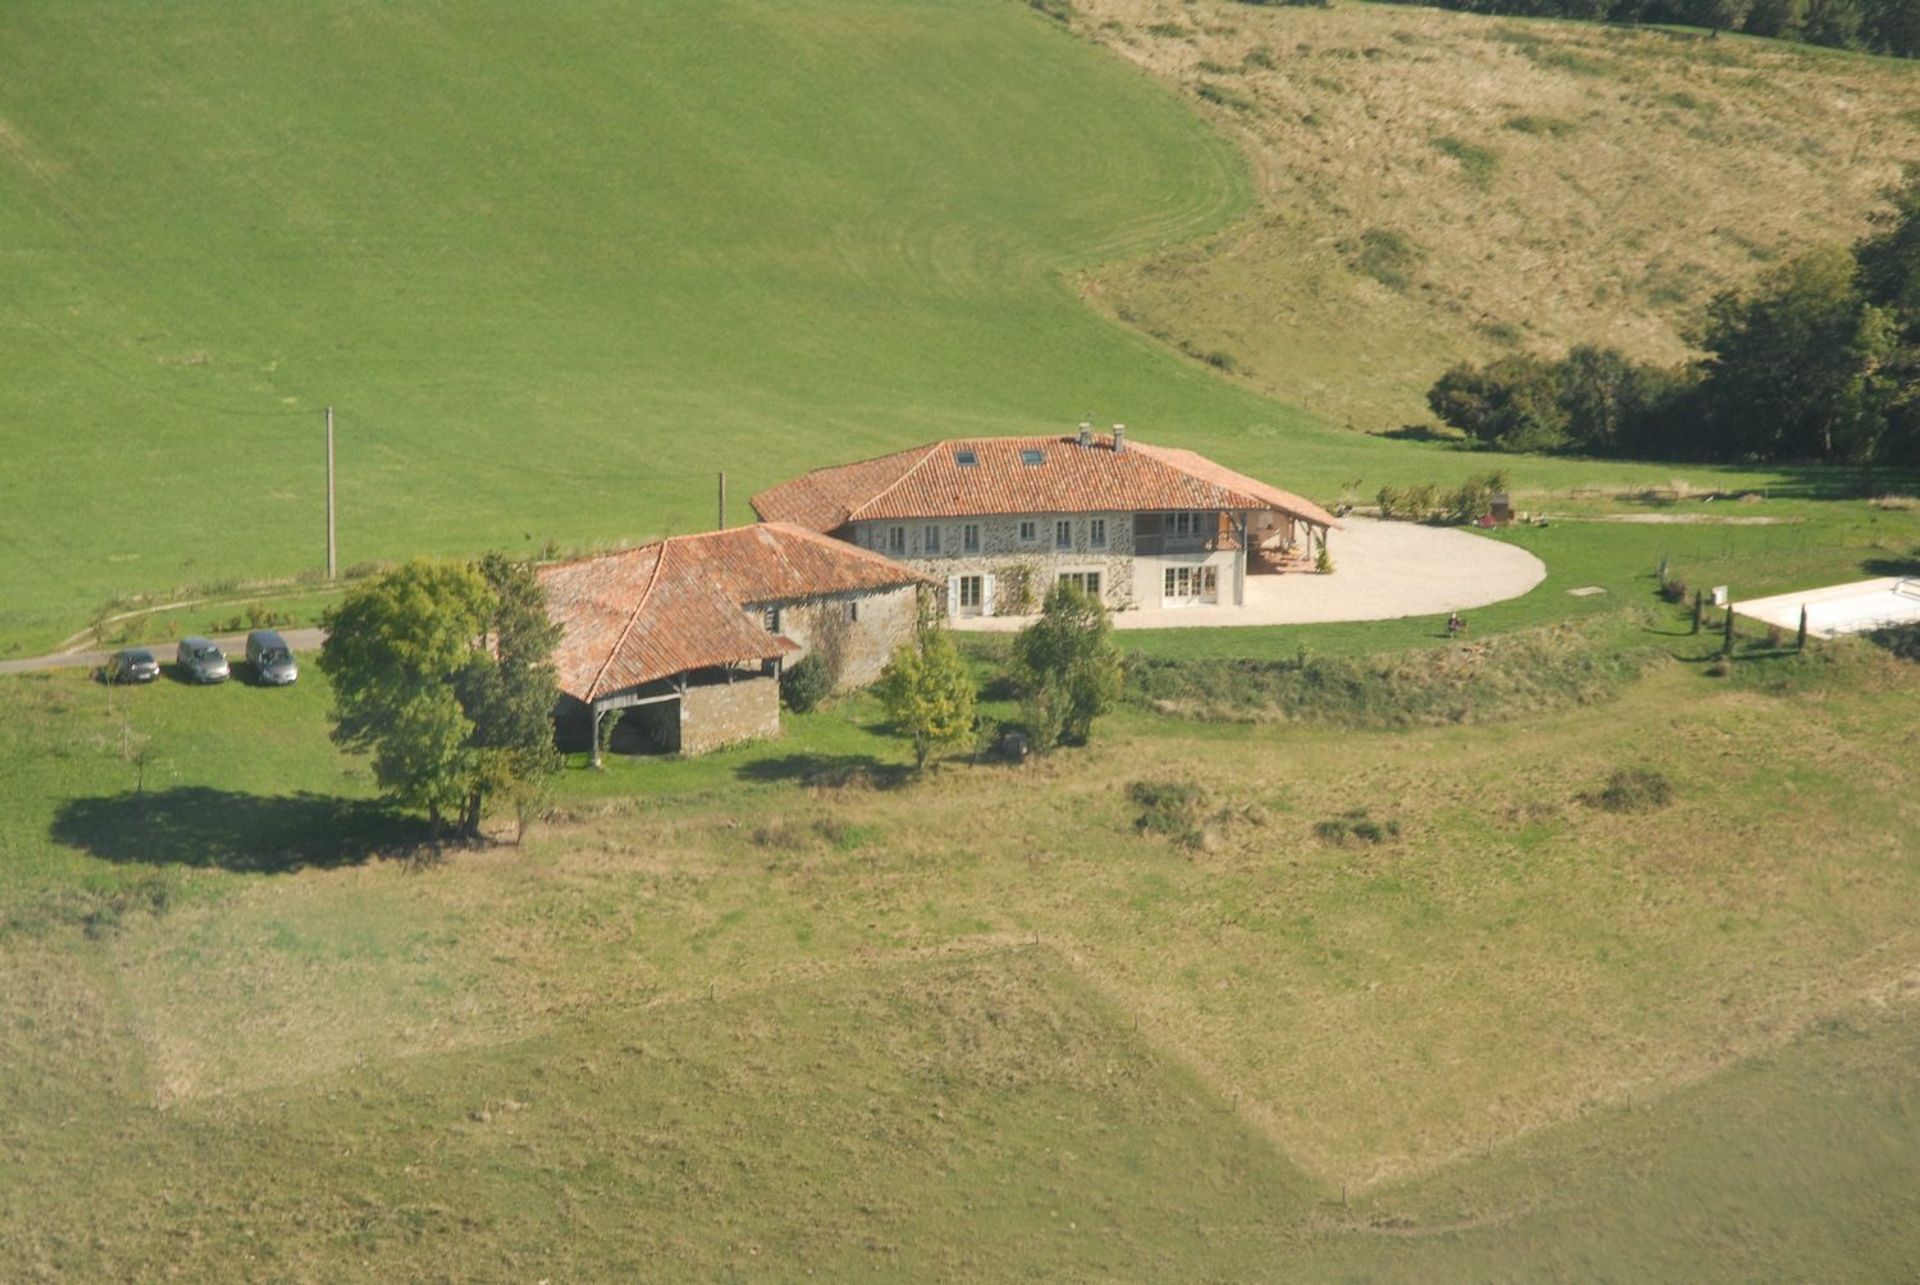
[761,583,922,690]
[678,674,780,756]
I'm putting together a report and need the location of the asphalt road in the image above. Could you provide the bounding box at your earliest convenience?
[0,627,328,676]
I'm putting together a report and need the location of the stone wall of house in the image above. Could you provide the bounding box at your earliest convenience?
[766,583,922,690]
[679,675,780,756]
[854,512,1144,615]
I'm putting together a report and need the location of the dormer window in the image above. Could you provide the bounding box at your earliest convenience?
[954,449,978,467]
[1020,449,1044,467]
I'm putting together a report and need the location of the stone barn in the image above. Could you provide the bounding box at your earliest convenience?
[539,523,928,761]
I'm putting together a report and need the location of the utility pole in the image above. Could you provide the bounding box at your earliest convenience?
[325,405,337,580]
[717,471,727,531]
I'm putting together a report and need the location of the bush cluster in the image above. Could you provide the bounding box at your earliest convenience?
[779,653,834,713]
[1312,808,1401,847]
[1376,470,1510,524]
[1583,767,1676,813]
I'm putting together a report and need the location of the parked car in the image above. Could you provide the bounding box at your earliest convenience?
[105,648,160,684]
[176,637,231,684]
[245,630,299,686]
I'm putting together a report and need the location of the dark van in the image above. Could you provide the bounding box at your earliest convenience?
[246,630,299,686]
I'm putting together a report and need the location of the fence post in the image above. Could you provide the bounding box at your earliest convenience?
[1691,589,1703,635]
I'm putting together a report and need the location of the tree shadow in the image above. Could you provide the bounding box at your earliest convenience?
[733,753,912,791]
[1861,550,1920,578]
[49,787,424,874]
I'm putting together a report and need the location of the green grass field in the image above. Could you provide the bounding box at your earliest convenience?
[6,1,1920,1277]
[4,626,1920,1276]
[0,0,1855,656]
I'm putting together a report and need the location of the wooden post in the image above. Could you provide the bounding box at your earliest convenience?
[325,406,337,580]
[590,703,605,769]
[1691,589,1703,635]
[1797,605,1809,652]
[717,471,727,531]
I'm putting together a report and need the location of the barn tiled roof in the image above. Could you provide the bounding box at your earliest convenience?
[539,523,926,703]
[749,433,1340,531]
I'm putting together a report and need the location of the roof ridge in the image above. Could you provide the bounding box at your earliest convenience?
[843,442,941,524]
[586,537,673,701]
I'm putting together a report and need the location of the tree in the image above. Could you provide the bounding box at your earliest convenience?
[320,559,491,843]
[1011,583,1124,751]
[1801,0,1865,44]
[1744,0,1806,37]
[453,553,562,839]
[875,629,976,770]
[1427,355,1571,452]
[1697,247,1897,461]
[1683,0,1755,32]
[319,555,562,845]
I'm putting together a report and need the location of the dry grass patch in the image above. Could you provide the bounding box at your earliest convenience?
[1071,0,1920,427]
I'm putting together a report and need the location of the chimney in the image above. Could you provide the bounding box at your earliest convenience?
[1077,421,1093,449]
[1111,424,1126,453]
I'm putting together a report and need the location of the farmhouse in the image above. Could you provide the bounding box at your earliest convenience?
[539,523,927,761]
[750,425,1339,619]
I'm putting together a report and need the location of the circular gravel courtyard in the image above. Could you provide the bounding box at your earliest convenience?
[956,516,1547,632]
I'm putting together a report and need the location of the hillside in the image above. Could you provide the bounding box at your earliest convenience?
[1071,0,1920,429]
[0,0,1868,655]
[0,0,1277,653]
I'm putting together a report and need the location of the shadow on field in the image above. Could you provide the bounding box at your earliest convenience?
[1861,550,1920,578]
[733,753,912,791]
[50,787,422,873]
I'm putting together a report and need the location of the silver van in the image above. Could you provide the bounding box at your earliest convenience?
[246,630,299,686]
[176,637,231,684]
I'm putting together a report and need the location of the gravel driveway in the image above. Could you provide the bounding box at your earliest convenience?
[956,517,1547,632]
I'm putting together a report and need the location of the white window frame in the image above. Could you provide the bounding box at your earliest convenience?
[1018,520,1038,545]
[924,524,941,555]
[1089,517,1106,550]
[962,523,980,553]
[1054,519,1072,551]
[888,525,906,555]
[1059,570,1102,598]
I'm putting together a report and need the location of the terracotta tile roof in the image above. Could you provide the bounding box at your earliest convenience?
[749,433,1340,531]
[538,523,927,703]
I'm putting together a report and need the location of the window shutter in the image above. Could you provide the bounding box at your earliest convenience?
[982,573,996,618]
[946,576,959,618]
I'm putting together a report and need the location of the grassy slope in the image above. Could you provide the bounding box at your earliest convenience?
[0,0,1862,656]
[1075,0,1920,428]
[0,0,1276,653]
[4,631,1920,1274]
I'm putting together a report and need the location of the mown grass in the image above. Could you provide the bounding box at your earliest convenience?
[0,0,1273,653]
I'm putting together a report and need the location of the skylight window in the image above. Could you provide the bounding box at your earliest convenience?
[1020,449,1045,467]
[954,449,978,467]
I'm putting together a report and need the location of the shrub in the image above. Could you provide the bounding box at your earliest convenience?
[1658,577,1690,605]
[1314,808,1400,846]
[1128,780,1209,848]
[1125,617,1649,729]
[1432,135,1499,190]
[1583,767,1675,813]
[779,653,834,713]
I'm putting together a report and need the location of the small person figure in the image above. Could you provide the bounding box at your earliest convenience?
[1447,612,1466,638]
